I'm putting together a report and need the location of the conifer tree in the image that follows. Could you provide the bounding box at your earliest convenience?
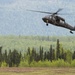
[47,51,50,61]
[12,49,21,67]
[52,49,55,60]
[66,50,72,64]
[72,51,75,59]
[44,52,47,60]
[61,48,64,59]
[63,53,67,61]
[50,45,53,61]
[0,47,2,61]
[39,46,43,61]
[19,51,22,59]
[3,50,8,63]
[28,47,36,65]
[27,47,31,55]
[35,53,40,62]
[8,50,12,67]
[0,46,2,66]
[31,47,36,61]
[56,39,60,60]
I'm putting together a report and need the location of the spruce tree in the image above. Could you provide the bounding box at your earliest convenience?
[44,52,47,60]
[39,46,43,61]
[0,47,2,62]
[31,47,36,61]
[56,39,60,60]
[63,53,67,61]
[8,50,12,67]
[52,49,55,60]
[72,51,75,59]
[3,50,8,63]
[61,48,64,59]
[50,45,53,61]
[12,49,21,67]
[47,51,50,61]
[66,50,72,64]
[27,47,31,55]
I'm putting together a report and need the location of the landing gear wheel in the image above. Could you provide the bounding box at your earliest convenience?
[46,20,48,26]
[70,31,73,34]
[46,23,48,26]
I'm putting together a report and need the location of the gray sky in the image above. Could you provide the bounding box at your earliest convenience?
[0,0,75,36]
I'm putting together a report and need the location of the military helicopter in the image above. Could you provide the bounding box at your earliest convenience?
[28,9,75,34]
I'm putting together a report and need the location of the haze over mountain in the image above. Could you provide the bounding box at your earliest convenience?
[0,0,75,36]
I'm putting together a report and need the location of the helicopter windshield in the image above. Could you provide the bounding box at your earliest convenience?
[44,15,50,19]
[49,16,52,19]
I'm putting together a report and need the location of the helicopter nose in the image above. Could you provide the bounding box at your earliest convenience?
[42,17,46,22]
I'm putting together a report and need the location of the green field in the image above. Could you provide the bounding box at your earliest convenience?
[0,35,75,52]
[0,67,75,75]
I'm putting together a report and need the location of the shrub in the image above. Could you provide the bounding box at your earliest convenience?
[1,61,8,67]
[19,60,29,67]
[50,59,70,67]
[71,60,75,67]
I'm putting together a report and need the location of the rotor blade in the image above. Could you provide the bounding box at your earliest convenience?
[58,13,74,15]
[27,9,74,15]
[27,9,53,14]
[56,8,63,13]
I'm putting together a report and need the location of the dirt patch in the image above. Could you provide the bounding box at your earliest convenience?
[0,67,75,73]
[0,67,45,73]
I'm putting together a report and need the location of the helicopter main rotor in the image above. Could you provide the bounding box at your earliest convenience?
[27,9,63,16]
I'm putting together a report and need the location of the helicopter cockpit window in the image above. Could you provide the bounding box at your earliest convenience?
[60,20,64,24]
[52,16,56,21]
[49,16,51,19]
[45,15,49,19]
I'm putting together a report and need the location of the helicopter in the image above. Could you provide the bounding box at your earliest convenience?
[28,9,75,34]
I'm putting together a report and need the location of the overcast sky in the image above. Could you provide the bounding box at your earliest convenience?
[0,0,75,36]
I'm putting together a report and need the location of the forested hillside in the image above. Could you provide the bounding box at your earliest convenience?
[0,36,75,52]
[0,38,75,67]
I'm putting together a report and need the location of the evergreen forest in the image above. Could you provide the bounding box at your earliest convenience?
[0,38,75,67]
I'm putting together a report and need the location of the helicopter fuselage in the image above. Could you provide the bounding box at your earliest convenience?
[28,9,75,34]
[42,15,75,32]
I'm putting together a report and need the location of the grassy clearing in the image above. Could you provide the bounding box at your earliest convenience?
[0,67,75,75]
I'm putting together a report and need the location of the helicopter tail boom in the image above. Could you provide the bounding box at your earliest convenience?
[72,26,75,31]
[70,26,75,34]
